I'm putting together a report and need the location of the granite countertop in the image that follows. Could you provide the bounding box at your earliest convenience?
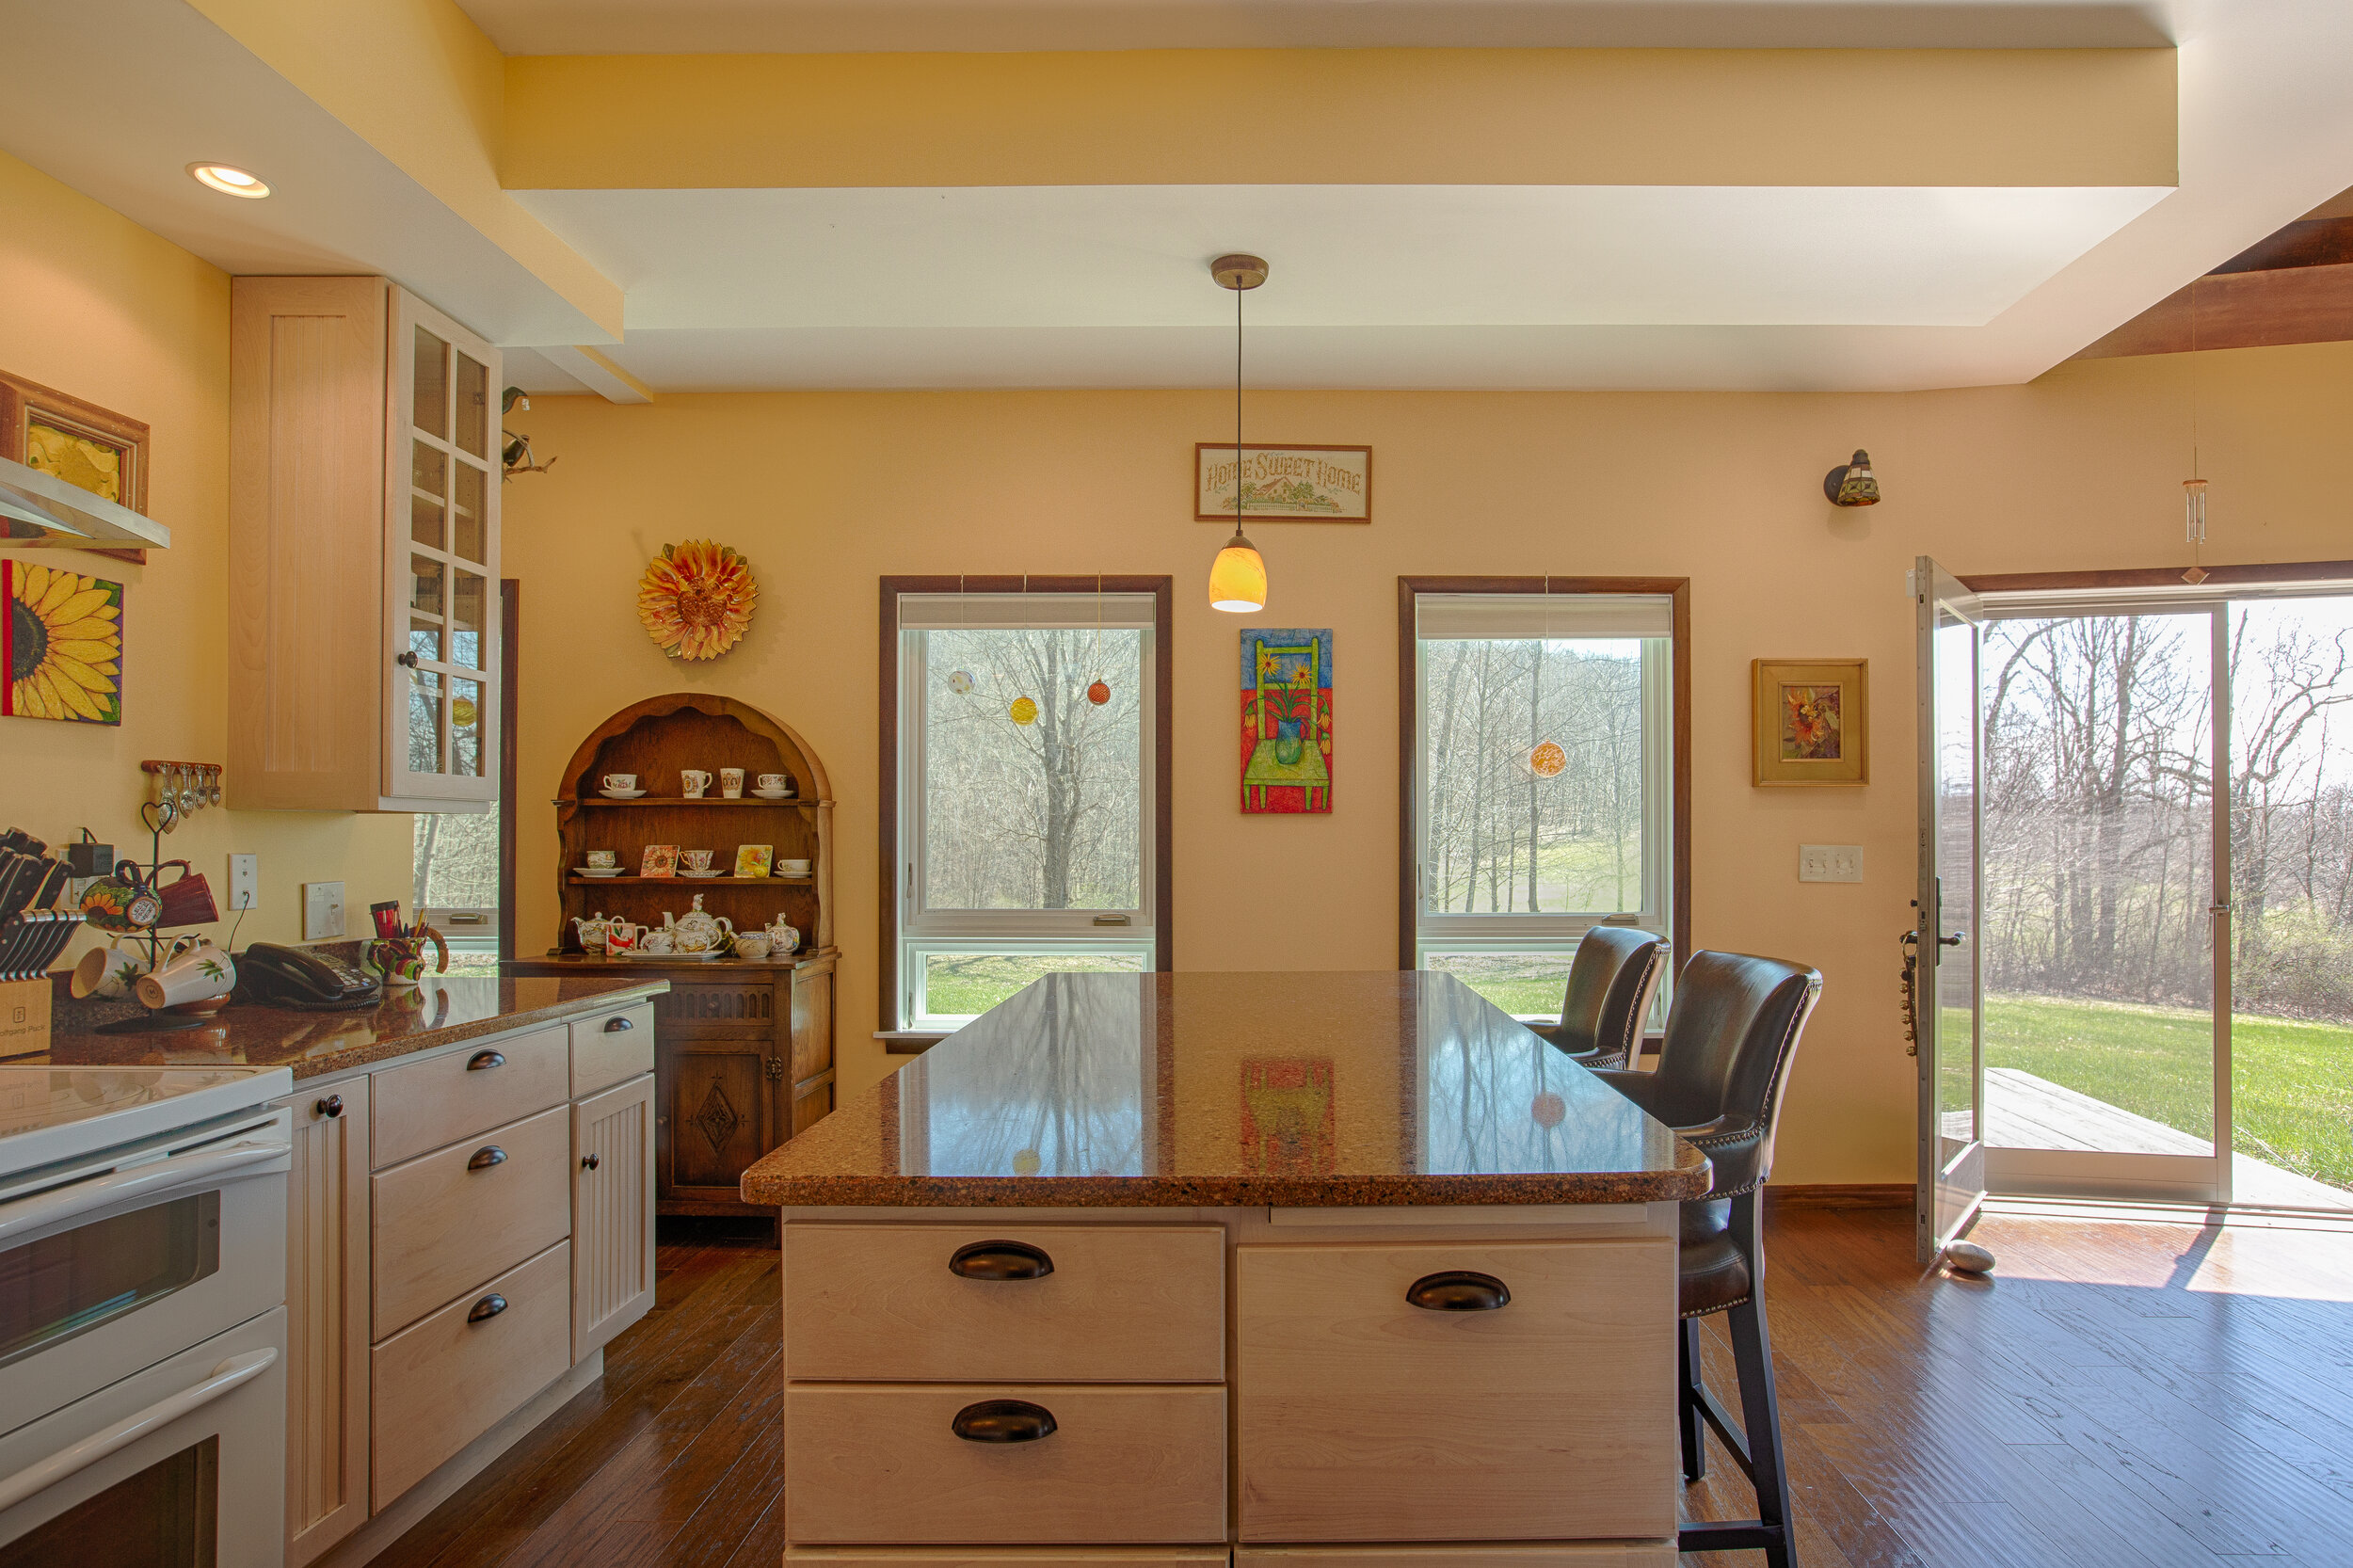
[741,970,1709,1208]
[34,974,667,1080]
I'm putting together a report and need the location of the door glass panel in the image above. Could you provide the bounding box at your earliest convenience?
[2227,597,2353,1208]
[409,555,443,620]
[408,667,443,775]
[0,1435,218,1568]
[411,442,444,501]
[408,619,441,663]
[454,351,489,459]
[412,326,448,439]
[450,677,483,777]
[452,462,486,564]
[1932,608,1980,1154]
[1981,612,2215,1156]
[409,492,444,551]
[0,1192,219,1368]
[450,569,486,670]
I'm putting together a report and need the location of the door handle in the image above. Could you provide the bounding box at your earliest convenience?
[948,1240,1054,1279]
[1405,1270,1512,1311]
[0,1140,285,1247]
[603,1015,634,1032]
[951,1399,1056,1443]
[315,1094,344,1119]
[468,1049,506,1071]
[1937,933,1963,948]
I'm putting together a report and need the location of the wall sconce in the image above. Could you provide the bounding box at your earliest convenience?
[1824,450,1880,506]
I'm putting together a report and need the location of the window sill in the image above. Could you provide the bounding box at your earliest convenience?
[874,1030,951,1055]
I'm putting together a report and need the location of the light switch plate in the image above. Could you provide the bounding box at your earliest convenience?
[301,880,344,940]
[1800,844,1864,884]
[228,854,258,911]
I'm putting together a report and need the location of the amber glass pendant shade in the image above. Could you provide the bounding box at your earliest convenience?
[1209,531,1267,613]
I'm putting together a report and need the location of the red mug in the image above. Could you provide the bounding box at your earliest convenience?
[152,863,219,928]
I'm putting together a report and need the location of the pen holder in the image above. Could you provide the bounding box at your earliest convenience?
[367,926,449,987]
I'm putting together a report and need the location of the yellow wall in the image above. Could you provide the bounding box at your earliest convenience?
[0,150,413,970]
[499,341,2353,1184]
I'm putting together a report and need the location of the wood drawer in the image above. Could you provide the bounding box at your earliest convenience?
[1235,1239,1675,1544]
[789,1555,1230,1568]
[372,1105,571,1337]
[1239,1549,1674,1568]
[784,1384,1226,1544]
[372,1025,567,1168]
[784,1224,1224,1383]
[371,1240,570,1510]
[570,1001,655,1096]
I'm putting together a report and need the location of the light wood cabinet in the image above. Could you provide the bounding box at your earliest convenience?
[572,1073,657,1362]
[370,1022,567,1167]
[229,276,500,813]
[371,1104,571,1338]
[280,1080,371,1568]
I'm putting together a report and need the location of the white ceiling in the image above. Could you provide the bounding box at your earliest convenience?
[457,0,2181,54]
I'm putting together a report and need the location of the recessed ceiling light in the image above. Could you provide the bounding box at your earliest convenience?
[187,163,269,199]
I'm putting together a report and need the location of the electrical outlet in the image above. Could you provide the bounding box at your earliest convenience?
[228,854,258,910]
[301,880,344,940]
[1800,844,1865,884]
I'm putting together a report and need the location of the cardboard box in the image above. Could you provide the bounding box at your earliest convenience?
[0,977,52,1058]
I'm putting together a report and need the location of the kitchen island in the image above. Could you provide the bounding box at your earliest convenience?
[743,970,1708,1568]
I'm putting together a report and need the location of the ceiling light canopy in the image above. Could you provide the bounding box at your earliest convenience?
[187,163,269,198]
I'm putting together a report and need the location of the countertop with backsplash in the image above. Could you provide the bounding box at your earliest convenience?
[29,942,666,1079]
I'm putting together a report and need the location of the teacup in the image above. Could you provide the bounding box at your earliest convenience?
[720,768,744,798]
[681,770,712,798]
[586,850,618,869]
[602,774,638,792]
[135,936,237,1010]
[732,931,772,960]
[757,773,790,793]
[681,849,714,872]
[639,928,675,955]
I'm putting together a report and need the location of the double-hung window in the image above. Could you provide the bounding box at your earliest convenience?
[1409,586,1684,1021]
[894,587,1161,1030]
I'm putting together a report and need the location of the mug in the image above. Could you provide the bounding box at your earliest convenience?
[757,773,789,792]
[681,770,712,798]
[601,773,638,791]
[135,936,236,1010]
[681,849,714,872]
[586,850,618,870]
[154,865,220,928]
[606,919,641,953]
[81,868,161,933]
[639,928,675,954]
[732,931,772,960]
[720,768,744,798]
[71,938,149,1000]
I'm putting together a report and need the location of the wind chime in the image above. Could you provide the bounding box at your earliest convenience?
[1520,584,1568,780]
[2182,309,2211,585]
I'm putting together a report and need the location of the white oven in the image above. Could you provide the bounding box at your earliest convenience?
[0,1066,292,1568]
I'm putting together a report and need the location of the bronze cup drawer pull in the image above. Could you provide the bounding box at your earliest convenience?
[1405,1270,1512,1311]
[603,1015,634,1032]
[948,1240,1055,1280]
[467,1292,508,1324]
[468,1049,505,1071]
[952,1399,1057,1444]
[467,1144,508,1171]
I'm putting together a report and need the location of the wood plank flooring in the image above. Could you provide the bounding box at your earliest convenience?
[378,1208,2353,1568]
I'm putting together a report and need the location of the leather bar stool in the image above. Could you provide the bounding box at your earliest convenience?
[1526,926,1669,1070]
[1591,950,1823,1568]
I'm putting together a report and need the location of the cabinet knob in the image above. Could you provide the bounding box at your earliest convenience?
[603,1015,634,1032]
[468,1049,505,1071]
[581,1153,600,1171]
[314,1094,344,1119]
[952,1399,1057,1443]
[467,1293,507,1324]
[467,1144,508,1171]
[395,650,420,669]
[1405,1270,1512,1311]
[948,1240,1054,1280]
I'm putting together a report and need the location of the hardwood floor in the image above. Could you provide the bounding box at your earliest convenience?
[377,1208,2353,1568]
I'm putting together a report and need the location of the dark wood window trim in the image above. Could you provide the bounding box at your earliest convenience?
[1395,575,1692,972]
[878,574,1176,1032]
[497,577,520,965]
[1957,559,2353,595]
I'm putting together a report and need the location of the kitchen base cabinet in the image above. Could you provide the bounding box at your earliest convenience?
[280,1080,371,1568]
[788,1552,1233,1568]
[573,1073,657,1362]
[1238,1548,1676,1568]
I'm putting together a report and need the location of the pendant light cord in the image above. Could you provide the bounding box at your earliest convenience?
[1234,273,1246,540]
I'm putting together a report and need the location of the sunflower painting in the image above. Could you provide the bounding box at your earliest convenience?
[1752,659,1866,786]
[3,560,122,725]
[637,540,757,661]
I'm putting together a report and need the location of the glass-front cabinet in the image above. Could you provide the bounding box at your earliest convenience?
[389,295,499,805]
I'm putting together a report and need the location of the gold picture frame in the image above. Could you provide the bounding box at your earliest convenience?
[1753,659,1868,786]
[0,371,149,514]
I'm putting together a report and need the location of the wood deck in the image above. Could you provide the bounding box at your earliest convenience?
[375,1208,2353,1568]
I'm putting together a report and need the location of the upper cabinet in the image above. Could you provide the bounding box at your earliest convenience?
[230,278,501,813]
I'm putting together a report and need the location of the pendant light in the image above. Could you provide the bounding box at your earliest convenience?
[1209,253,1269,613]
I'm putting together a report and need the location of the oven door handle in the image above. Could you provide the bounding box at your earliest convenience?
[0,1346,278,1514]
[0,1139,286,1248]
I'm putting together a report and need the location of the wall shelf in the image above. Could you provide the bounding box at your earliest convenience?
[568,874,814,886]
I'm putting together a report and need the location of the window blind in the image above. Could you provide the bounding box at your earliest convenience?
[1415,592,1673,640]
[900,591,1158,631]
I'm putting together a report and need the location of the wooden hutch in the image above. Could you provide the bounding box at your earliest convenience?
[508,692,835,1214]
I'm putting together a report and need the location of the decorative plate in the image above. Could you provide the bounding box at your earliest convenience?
[638,540,757,661]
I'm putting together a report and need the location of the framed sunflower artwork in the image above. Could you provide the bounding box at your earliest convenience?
[4,560,123,725]
[0,372,148,514]
[1752,658,1865,786]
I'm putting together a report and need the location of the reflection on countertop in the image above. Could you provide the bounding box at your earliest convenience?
[33,974,668,1080]
[741,970,1708,1208]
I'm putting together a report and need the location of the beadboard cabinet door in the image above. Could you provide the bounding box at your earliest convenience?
[572,1073,657,1362]
[279,1080,372,1568]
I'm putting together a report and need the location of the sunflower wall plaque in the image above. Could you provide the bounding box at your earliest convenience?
[638,540,757,661]
[4,560,123,725]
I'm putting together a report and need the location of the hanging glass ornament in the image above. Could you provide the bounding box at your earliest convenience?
[1010,696,1039,726]
[1087,680,1112,706]
[1012,1148,1043,1176]
[948,670,976,696]
[1521,740,1568,780]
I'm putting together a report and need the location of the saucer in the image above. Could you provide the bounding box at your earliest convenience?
[599,788,648,799]
[573,867,624,877]
[678,868,724,878]
[749,788,795,800]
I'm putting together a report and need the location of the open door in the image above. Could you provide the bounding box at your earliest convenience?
[1916,557,1986,1262]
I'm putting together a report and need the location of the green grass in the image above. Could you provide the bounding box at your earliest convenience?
[923,952,1145,1018]
[1986,994,2353,1192]
[1427,833,1643,916]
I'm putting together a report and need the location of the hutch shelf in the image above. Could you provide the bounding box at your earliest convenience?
[506,692,837,1215]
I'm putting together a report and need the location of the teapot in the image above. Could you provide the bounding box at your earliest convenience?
[765,915,802,955]
[669,894,734,954]
[570,911,612,953]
